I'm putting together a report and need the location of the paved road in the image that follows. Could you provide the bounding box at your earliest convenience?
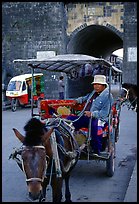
[68,106,137,202]
[2,106,137,202]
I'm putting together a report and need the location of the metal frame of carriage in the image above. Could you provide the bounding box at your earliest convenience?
[13,54,123,177]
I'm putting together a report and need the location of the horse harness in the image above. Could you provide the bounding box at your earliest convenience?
[9,145,48,183]
[9,119,80,183]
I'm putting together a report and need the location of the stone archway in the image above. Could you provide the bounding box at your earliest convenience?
[66,24,123,98]
[67,24,123,58]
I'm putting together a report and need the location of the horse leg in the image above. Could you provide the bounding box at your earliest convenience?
[64,174,72,202]
[51,177,63,202]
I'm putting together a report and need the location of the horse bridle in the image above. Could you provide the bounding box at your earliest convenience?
[124,88,137,111]
[22,145,47,183]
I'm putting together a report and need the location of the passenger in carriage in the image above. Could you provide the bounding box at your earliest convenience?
[67,75,113,157]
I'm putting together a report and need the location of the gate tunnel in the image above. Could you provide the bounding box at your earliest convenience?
[67,24,123,59]
[66,24,123,98]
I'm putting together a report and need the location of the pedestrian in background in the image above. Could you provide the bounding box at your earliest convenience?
[58,76,65,99]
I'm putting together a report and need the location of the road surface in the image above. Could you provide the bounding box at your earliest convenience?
[2,106,137,202]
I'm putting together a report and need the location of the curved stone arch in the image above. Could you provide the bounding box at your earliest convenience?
[67,24,123,58]
[105,23,123,40]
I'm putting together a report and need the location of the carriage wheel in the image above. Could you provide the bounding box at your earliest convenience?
[106,126,116,177]
[115,123,120,142]
[11,98,18,112]
[106,150,115,177]
[115,111,121,142]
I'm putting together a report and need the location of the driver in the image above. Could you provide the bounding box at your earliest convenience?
[67,75,113,157]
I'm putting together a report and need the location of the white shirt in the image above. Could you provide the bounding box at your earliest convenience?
[58,80,65,93]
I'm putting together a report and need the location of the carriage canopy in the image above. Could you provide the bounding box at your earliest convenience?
[13,54,122,74]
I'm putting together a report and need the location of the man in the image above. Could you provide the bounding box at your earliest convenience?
[58,76,65,99]
[67,75,113,157]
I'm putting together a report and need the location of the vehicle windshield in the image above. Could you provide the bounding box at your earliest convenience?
[7,81,22,91]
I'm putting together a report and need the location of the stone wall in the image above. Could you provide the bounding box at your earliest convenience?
[123,2,137,85]
[66,2,137,85]
[2,2,68,99]
[65,2,124,35]
[2,2,137,103]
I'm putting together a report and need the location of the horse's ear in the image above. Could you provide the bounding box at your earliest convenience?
[42,128,54,144]
[13,128,25,143]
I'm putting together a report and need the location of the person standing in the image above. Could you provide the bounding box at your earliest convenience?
[58,76,65,99]
[26,80,31,102]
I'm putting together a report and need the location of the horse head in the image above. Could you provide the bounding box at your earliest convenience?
[13,117,80,202]
[13,118,53,201]
[122,83,137,112]
[22,145,47,201]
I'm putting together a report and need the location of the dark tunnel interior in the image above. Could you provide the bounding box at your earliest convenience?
[67,25,123,59]
[66,25,123,98]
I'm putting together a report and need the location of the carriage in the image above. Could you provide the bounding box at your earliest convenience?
[11,54,123,202]
[14,54,122,175]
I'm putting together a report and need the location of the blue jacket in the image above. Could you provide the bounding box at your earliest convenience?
[76,87,114,122]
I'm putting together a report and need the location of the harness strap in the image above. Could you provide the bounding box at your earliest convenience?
[57,143,78,159]
[59,120,79,150]
[50,130,62,178]
[22,145,45,149]
[46,158,54,191]
[26,178,43,182]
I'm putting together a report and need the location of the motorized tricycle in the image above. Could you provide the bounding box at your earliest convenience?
[13,54,123,177]
[6,73,44,111]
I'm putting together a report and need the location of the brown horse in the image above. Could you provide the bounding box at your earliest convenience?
[12,117,80,202]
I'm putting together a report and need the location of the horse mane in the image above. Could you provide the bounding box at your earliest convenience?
[23,118,46,146]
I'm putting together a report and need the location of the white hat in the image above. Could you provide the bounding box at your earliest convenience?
[91,75,108,86]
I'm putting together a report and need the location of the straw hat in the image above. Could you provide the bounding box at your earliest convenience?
[91,75,108,86]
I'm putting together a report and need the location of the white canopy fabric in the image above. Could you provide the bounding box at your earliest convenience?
[13,54,122,73]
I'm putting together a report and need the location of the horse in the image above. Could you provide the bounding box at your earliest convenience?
[12,117,80,202]
[122,83,137,112]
